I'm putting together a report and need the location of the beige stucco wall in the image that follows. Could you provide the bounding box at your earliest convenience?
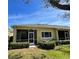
[14,26,57,42]
[36,28,57,42]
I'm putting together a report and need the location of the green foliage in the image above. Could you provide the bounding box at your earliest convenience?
[9,42,29,49]
[47,45,70,59]
[8,36,13,43]
[8,36,13,48]
[9,45,70,59]
[56,45,70,54]
[31,54,49,59]
[55,40,70,46]
[34,39,37,45]
[38,39,56,49]
[59,40,70,45]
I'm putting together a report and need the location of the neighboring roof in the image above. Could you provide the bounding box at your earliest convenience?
[13,24,70,30]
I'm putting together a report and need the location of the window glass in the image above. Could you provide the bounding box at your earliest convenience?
[17,30,28,42]
[42,32,51,37]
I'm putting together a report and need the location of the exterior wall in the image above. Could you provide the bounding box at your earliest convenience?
[14,27,57,43]
[36,28,57,42]
[14,27,37,42]
[13,26,70,43]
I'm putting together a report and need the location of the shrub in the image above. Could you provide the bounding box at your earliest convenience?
[55,41,60,46]
[9,42,29,49]
[8,36,13,42]
[56,40,70,45]
[60,40,70,45]
[8,36,13,44]
[8,36,13,48]
[34,39,37,45]
[38,40,56,49]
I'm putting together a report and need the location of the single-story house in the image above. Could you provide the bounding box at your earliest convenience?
[13,24,70,44]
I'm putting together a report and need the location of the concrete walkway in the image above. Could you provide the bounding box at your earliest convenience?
[29,45,36,48]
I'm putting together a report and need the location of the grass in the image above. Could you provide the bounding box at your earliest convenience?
[8,45,70,59]
[47,45,70,59]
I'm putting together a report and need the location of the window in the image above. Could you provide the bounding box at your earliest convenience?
[58,31,65,40]
[42,32,51,38]
[58,31,70,40]
[17,30,28,42]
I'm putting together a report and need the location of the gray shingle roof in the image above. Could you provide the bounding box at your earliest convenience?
[13,24,70,30]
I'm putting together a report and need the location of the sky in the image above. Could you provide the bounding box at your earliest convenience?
[8,0,70,27]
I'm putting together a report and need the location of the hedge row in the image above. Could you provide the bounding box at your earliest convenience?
[60,40,70,44]
[8,42,29,49]
[38,40,56,49]
[56,40,70,45]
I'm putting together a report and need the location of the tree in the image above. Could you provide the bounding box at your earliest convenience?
[23,0,70,10]
[23,0,70,19]
[47,0,70,10]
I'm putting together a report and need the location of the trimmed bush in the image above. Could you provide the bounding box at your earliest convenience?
[38,40,56,49]
[56,40,70,45]
[9,42,29,49]
[60,40,70,44]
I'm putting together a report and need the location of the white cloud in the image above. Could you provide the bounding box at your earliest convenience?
[8,7,70,26]
[9,7,69,20]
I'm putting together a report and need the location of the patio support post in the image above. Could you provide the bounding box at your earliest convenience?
[28,30,29,43]
[56,30,59,41]
[13,27,16,42]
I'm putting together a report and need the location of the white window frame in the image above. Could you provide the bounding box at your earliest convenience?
[28,32,34,43]
[42,32,52,39]
[65,32,70,40]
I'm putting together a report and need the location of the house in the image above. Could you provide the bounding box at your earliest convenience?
[13,24,70,44]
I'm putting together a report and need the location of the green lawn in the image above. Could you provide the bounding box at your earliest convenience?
[8,45,70,59]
